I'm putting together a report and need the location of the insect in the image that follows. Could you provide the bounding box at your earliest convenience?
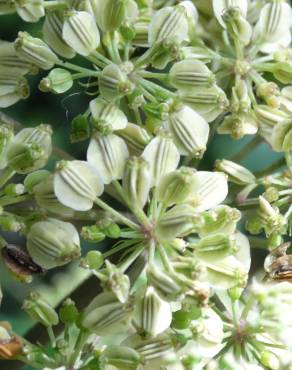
[1,244,46,282]
[264,243,292,282]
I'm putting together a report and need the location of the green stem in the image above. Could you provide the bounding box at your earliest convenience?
[56,60,96,74]
[119,244,145,273]
[67,329,90,369]
[94,198,140,231]
[44,0,68,10]
[0,194,32,207]
[231,136,262,163]
[72,71,100,80]
[0,168,15,188]
[47,326,56,348]
[139,71,169,81]
[103,239,139,258]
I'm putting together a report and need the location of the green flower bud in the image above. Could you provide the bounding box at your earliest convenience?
[32,174,75,217]
[166,104,209,157]
[215,159,256,185]
[198,205,241,237]
[122,156,151,209]
[99,63,135,101]
[142,131,180,187]
[63,10,100,56]
[117,122,151,156]
[192,233,238,257]
[24,169,50,193]
[15,0,44,23]
[149,4,189,46]
[81,292,135,335]
[170,59,215,91]
[87,133,129,184]
[14,32,58,70]
[272,119,292,152]
[43,11,76,59]
[39,68,73,94]
[0,214,23,232]
[213,0,248,28]
[54,160,104,211]
[156,204,200,240]
[179,46,212,63]
[7,125,52,174]
[258,196,286,237]
[0,123,14,169]
[222,7,252,46]
[94,0,137,32]
[97,219,121,239]
[23,292,59,327]
[172,310,191,330]
[89,97,128,131]
[181,85,229,122]
[82,250,104,270]
[133,17,150,47]
[81,226,105,243]
[122,333,175,365]
[157,167,197,206]
[0,41,36,75]
[260,351,280,370]
[0,74,29,108]
[134,286,172,337]
[4,183,24,196]
[100,345,142,370]
[272,62,292,84]
[70,114,90,143]
[101,260,130,303]
[147,264,183,301]
[59,299,79,324]
[27,218,81,269]
[257,82,280,108]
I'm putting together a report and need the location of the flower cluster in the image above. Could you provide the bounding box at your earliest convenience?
[0,0,292,369]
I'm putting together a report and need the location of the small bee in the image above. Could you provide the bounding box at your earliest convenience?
[1,244,46,282]
[264,243,292,282]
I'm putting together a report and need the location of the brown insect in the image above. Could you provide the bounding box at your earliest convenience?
[264,243,292,282]
[1,244,46,282]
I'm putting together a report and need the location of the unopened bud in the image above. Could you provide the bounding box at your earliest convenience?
[23,292,59,327]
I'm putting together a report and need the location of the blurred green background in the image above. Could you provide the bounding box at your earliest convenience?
[0,10,283,365]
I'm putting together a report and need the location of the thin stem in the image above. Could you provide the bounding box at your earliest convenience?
[0,194,32,207]
[119,244,145,273]
[230,136,262,163]
[67,329,90,369]
[56,60,96,74]
[94,198,140,231]
[47,326,56,348]
[139,71,169,81]
[103,239,139,258]
[0,168,15,188]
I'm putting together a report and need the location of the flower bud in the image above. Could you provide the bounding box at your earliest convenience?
[134,286,172,337]
[81,292,135,335]
[0,123,14,169]
[170,59,215,91]
[4,183,24,196]
[89,97,128,131]
[213,0,248,28]
[198,205,241,237]
[14,32,58,70]
[43,11,76,59]
[32,174,75,217]
[82,250,104,270]
[122,156,151,209]
[99,63,135,101]
[0,0,15,15]
[166,104,209,157]
[101,260,130,303]
[0,214,23,232]
[179,46,212,63]
[97,219,121,239]
[0,74,29,108]
[181,86,229,122]
[215,159,255,185]
[157,167,197,206]
[117,122,151,156]
[271,119,292,152]
[147,264,183,301]
[272,62,292,84]
[70,114,90,143]
[253,1,291,53]
[257,82,280,108]
[39,68,73,94]
[122,333,175,365]
[149,4,189,46]
[23,292,59,327]
[59,299,79,324]
[27,218,81,269]
[192,233,238,257]
[0,41,36,75]
[81,226,105,243]
[15,0,44,23]
[62,10,100,56]
[132,17,150,47]
[87,133,129,184]
[187,171,228,212]
[258,196,286,237]
[54,160,104,211]
[156,204,200,240]
[100,345,142,370]
[24,169,50,193]
[7,125,52,174]
[222,7,252,45]
[260,351,280,370]
[142,131,180,187]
